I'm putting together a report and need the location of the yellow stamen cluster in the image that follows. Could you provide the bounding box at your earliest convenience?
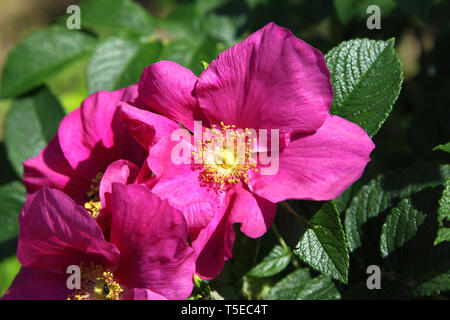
[84,172,103,219]
[193,122,258,190]
[67,262,123,300]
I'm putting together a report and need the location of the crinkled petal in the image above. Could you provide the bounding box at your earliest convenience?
[1,267,69,300]
[249,115,375,202]
[137,61,198,130]
[58,85,145,178]
[23,136,89,204]
[96,160,140,235]
[196,22,332,133]
[192,203,235,280]
[18,187,120,272]
[110,184,195,300]
[119,102,179,151]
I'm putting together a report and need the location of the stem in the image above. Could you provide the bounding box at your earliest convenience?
[271,223,289,252]
[280,201,312,229]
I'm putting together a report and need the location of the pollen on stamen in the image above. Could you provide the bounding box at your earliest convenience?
[67,261,123,300]
[193,123,258,191]
[84,172,103,219]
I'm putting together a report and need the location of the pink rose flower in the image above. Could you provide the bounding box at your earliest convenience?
[23,85,147,220]
[120,23,375,279]
[1,184,195,300]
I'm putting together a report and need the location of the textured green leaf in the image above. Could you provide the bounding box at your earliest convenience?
[0,27,95,98]
[294,202,349,283]
[80,0,155,36]
[267,269,340,300]
[86,38,162,94]
[435,180,450,245]
[0,181,26,245]
[345,163,450,254]
[411,273,450,297]
[380,192,450,297]
[380,198,426,259]
[247,245,291,278]
[326,38,403,137]
[4,87,65,177]
[433,142,450,154]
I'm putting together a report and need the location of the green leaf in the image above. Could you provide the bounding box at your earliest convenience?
[86,38,162,94]
[247,245,291,278]
[0,181,26,245]
[379,191,450,297]
[0,26,96,98]
[380,198,426,259]
[433,142,450,154]
[267,269,340,300]
[160,38,220,76]
[345,163,450,254]
[4,87,65,177]
[0,255,21,297]
[80,0,155,36]
[294,202,349,283]
[435,180,450,245]
[326,38,403,137]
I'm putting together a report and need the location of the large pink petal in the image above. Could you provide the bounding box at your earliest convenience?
[119,102,180,151]
[1,267,70,300]
[58,85,145,179]
[196,22,332,133]
[137,61,198,130]
[18,187,120,272]
[230,183,277,238]
[249,115,375,202]
[23,136,89,204]
[110,184,195,300]
[148,136,226,231]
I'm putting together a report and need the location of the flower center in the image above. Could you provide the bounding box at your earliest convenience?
[67,262,122,300]
[84,172,103,219]
[194,122,258,190]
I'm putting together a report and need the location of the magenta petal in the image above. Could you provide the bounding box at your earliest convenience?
[137,61,198,130]
[192,204,235,280]
[18,187,120,272]
[58,85,145,178]
[249,115,375,202]
[123,288,168,300]
[23,136,89,204]
[196,22,332,133]
[99,159,140,208]
[230,184,277,238]
[110,184,195,300]
[1,267,70,300]
[119,102,179,151]
[148,136,225,231]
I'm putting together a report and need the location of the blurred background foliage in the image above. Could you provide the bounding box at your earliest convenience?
[0,0,449,298]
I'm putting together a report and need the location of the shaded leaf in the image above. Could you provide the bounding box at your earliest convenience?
[294,202,349,283]
[0,27,95,98]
